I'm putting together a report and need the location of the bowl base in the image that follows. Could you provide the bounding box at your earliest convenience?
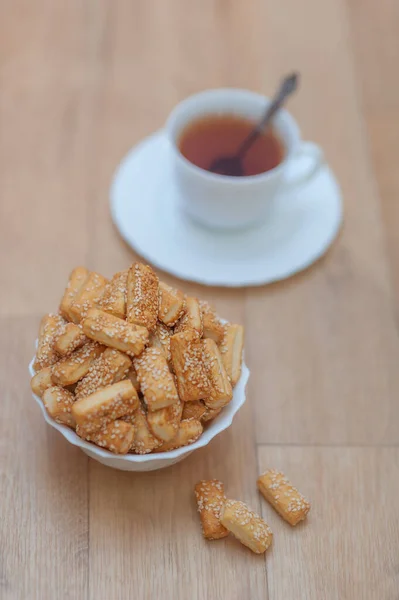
[82,447,193,471]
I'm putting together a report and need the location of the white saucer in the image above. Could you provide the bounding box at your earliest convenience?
[110,131,343,287]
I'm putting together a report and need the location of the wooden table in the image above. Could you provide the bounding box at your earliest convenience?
[1,1,398,598]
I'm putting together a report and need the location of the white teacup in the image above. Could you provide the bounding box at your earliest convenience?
[166,88,324,230]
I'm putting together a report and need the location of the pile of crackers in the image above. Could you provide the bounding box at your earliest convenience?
[31,263,244,455]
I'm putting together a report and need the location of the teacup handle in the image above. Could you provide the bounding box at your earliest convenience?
[284,141,324,189]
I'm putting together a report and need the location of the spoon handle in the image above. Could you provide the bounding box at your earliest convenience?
[236,72,299,160]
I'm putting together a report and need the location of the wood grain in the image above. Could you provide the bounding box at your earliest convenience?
[347,0,399,301]
[257,446,399,600]
[244,0,399,446]
[1,0,399,598]
[0,317,88,599]
[89,401,266,600]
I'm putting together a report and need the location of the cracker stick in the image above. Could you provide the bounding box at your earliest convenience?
[220,324,244,386]
[69,271,108,324]
[31,367,53,398]
[156,418,203,452]
[147,400,183,442]
[149,322,172,362]
[134,347,179,411]
[77,420,134,455]
[194,480,229,540]
[75,348,131,400]
[174,296,203,336]
[220,500,273,554]
[33,313,66,371]
[82,308,149,356]
[182,400,207,421]
[98,270,128,319]
[201,406,222,423]
[51,342,104,386]
[202,338,233,409]
[72,379,138,435]
[158,282,186,326]
[170,330,210,402]
[125,406,161,454]
[59,267,89,321]
[42,386,76,428]
[53,323,88,356]
[126,263,159,331]
[199,301,225,344]
[257,469,310,526]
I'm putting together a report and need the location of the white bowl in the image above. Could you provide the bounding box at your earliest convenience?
[28,355,249,471]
